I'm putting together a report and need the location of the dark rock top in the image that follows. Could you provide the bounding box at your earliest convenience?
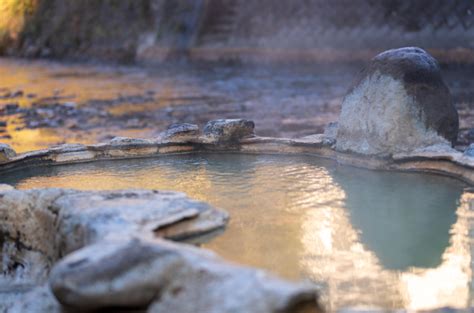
[336,47,459,156]
[359,47,457,145]
[160,123,200,142]
[165,123,200,136]
[204,119,255,142]
[0,143,16,162]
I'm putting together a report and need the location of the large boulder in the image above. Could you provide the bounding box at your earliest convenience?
[49,239,319,313]
[336,47,459,156]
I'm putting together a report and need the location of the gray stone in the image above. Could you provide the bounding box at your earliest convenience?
[324,122,338,140]
[0,188,67,284]
[320,122,338,145]
[0,143,16,162]
[49,239,319,313]
[109,136,153,145]
[203,119,255,143]
[0,186,318,312]
[336,47,459,156]
[464,144,474,157]
[6,285,62,313]
[49,143,87,153]
[55,189,229,253]
[0,188,228,288]
[160,123,200,143]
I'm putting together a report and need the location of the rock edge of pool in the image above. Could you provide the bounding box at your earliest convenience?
[1,119,473,313]
[1,47,472,313]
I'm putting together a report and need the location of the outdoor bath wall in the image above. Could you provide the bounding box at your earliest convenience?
[0,47,473,312]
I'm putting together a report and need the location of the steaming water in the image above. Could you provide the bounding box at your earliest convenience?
[1,153,472,310]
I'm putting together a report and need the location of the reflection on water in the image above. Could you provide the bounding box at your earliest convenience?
[1,153,472,310]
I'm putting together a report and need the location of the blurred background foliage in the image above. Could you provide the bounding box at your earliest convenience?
[0,0,37,53]
[0,0,473,63]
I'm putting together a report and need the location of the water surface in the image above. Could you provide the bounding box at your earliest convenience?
[1,153,472,310]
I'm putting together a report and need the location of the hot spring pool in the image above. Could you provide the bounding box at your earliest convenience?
[1,153,472,310]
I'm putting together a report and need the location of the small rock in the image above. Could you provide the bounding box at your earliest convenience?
[5,103,19,114]
[62,102,77,109]
[0,90,23,99]
[0,121,7,127]
[160,123,199,143]
[336,47,459,156]
[27,120,42,128]
[11,90,24,98]
[0,143,16,162]
[203,119,255,143]
[125,118,143,128]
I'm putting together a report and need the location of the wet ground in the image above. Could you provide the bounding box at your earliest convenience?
[0,57,473,153]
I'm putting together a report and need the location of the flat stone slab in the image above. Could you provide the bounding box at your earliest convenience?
[55,189,229,253]
[0,187,228,286]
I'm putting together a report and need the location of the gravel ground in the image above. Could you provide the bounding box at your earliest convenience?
[0,58,473,153]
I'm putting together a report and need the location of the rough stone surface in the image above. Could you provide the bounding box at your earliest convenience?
[50,239,319,313]
[5,285,62,313]
[0,188,228,286]
[0,185,318,312]
[323,122,338,140]
[203,119,255,143]
[109,136,153,145]
[160,123,200,143]
[55,189,229,253]
[464,144,474,157]
[336,47,459,156]
[49,143,87,153]
[0,188,66,284]
[0,143,16,162]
